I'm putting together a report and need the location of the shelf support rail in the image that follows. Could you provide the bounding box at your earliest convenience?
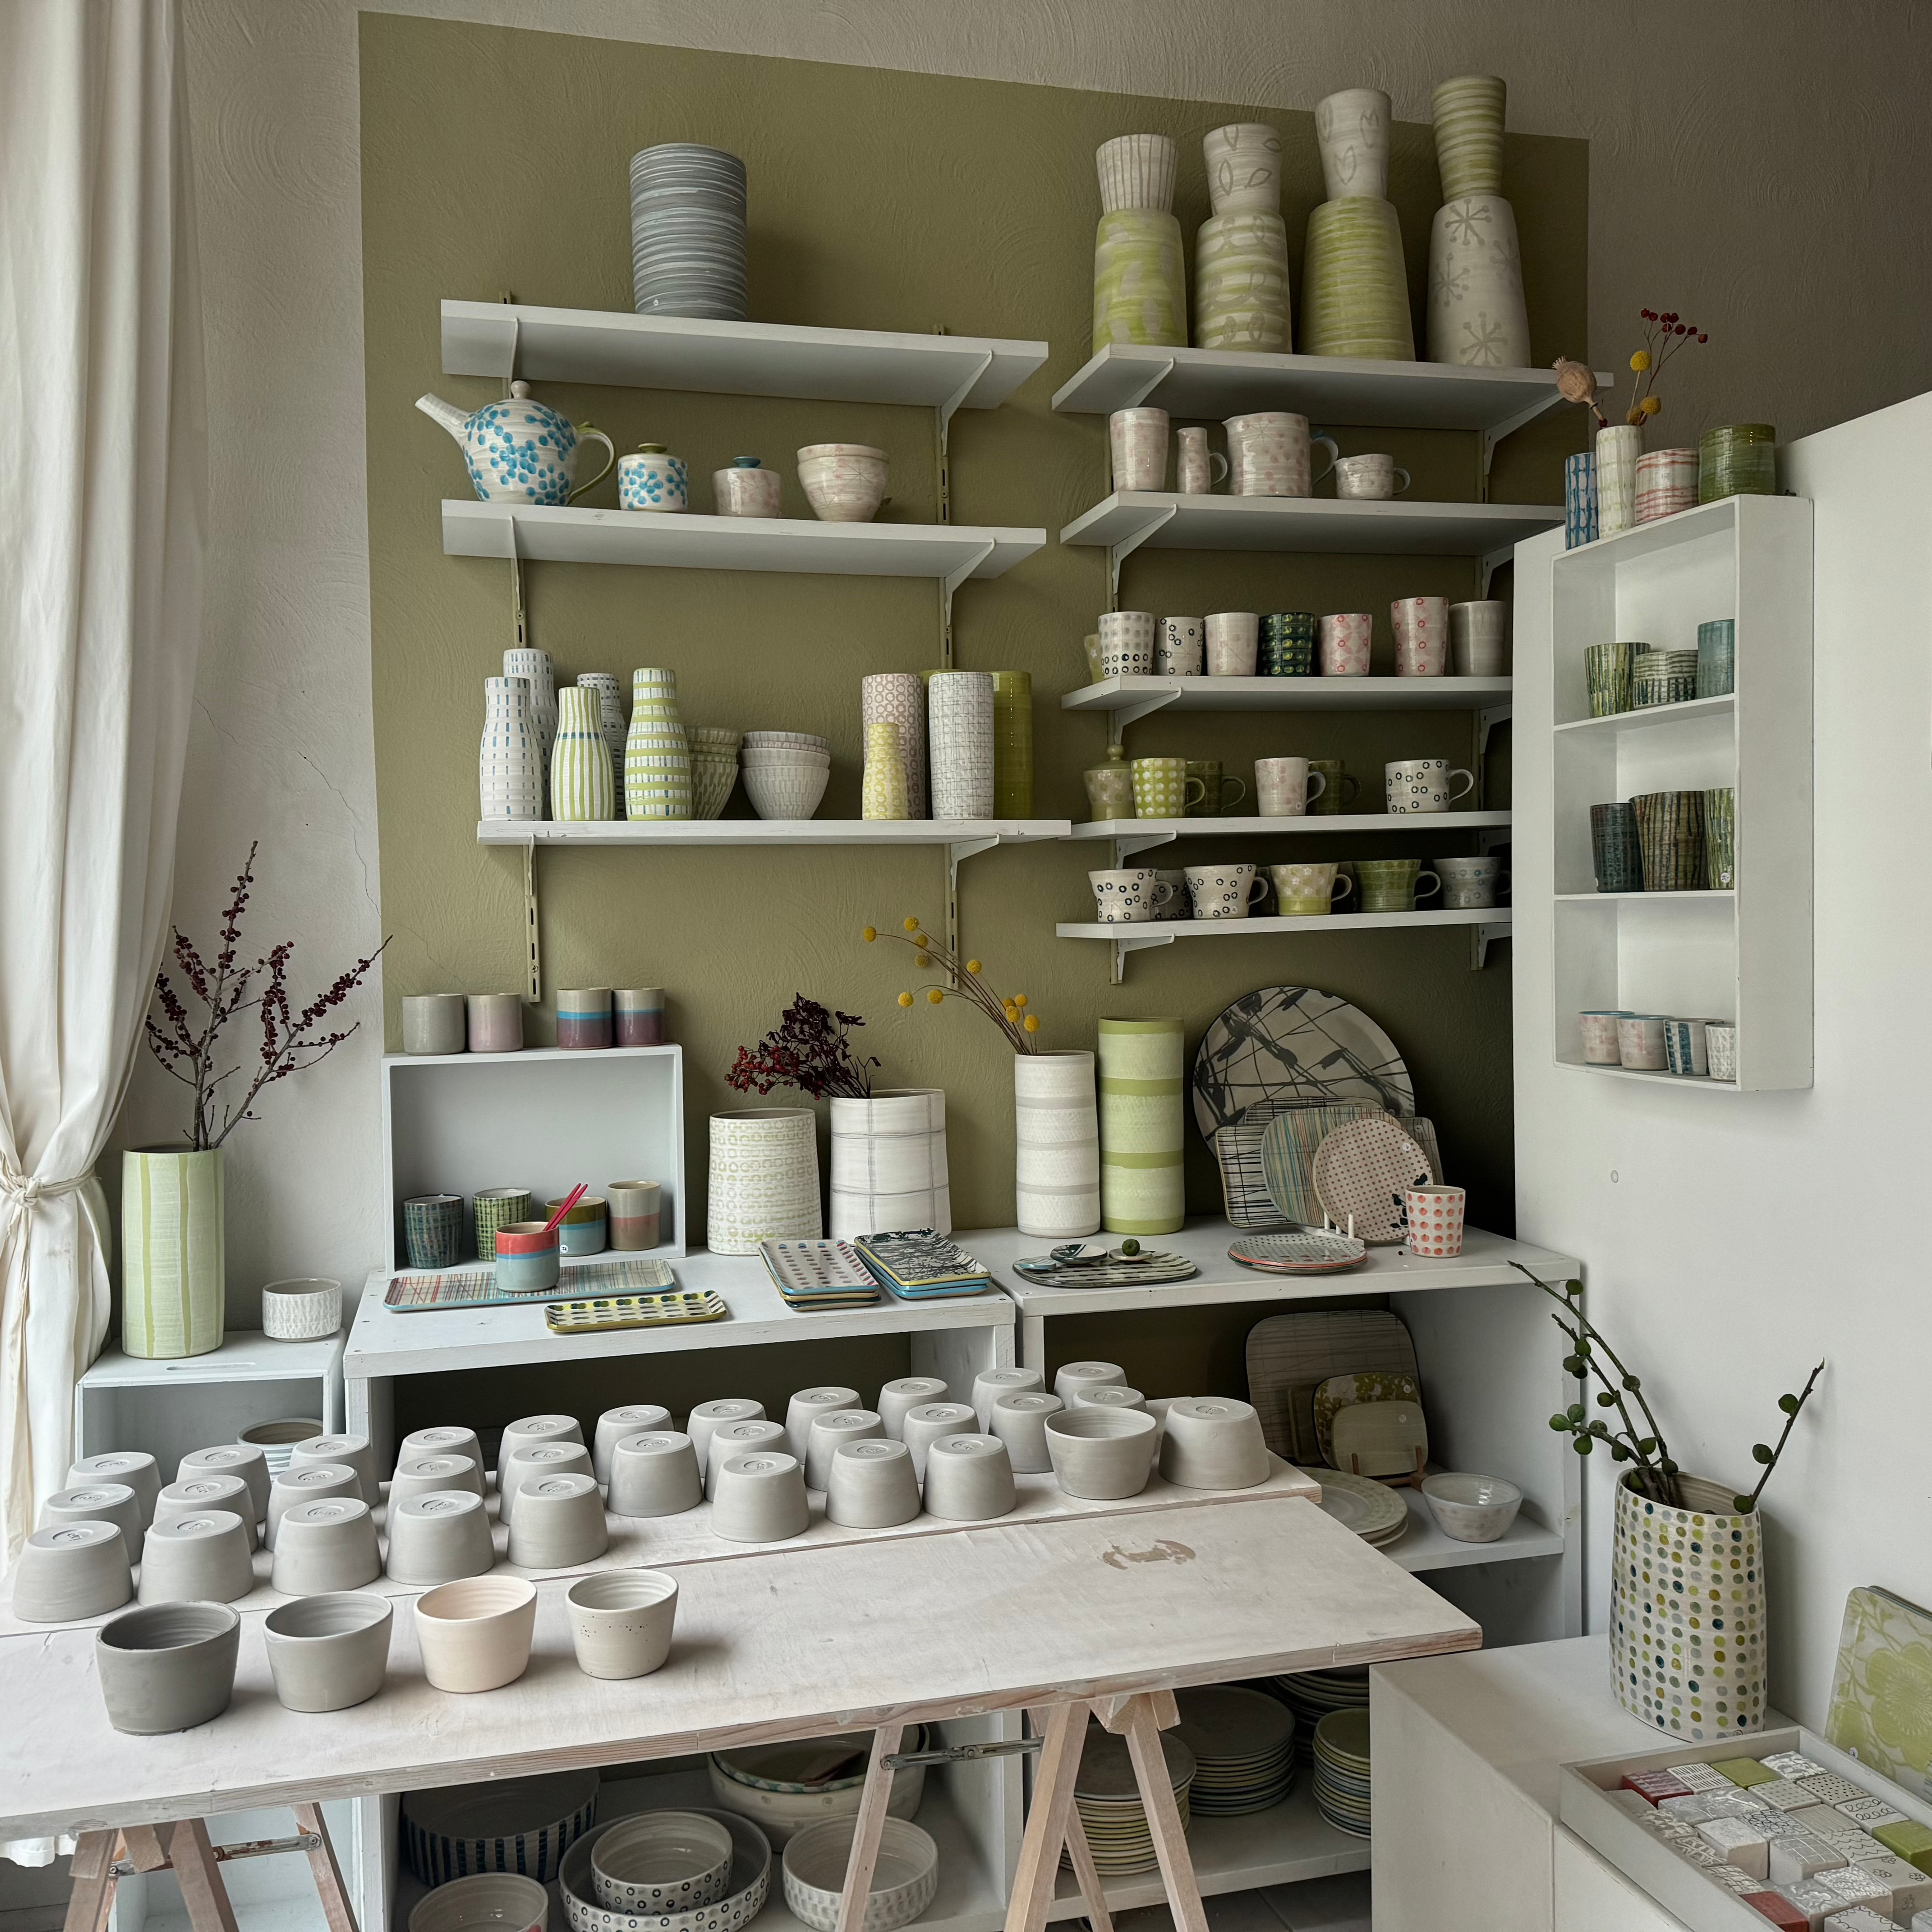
[1106,506,1178,609]
[939,541,995,670]
[932,347,995,527]
[522,836,541,1000]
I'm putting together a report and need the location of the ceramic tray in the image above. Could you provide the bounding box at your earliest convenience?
[1315,1469,1409,1545]
[384,1260,676,1311]
[545,1291,728,1335]
[1827,1586,1932,1799]
[852,1232,993,1298]
[1012,1246,1199,1287]
[1244,1308,1419,1466]
[1226,1229,1368,1274]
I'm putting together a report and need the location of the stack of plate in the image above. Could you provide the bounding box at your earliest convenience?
[1066,1725,1195,1876]
[1171,1685,1295,1815]
[1311,1709,1371,1837]
[1317,1469,1409,1550]
[629,144,747,320]
[1226,1229,1367,1275]
[1262,1667,1369,1768]
[759,1240,882,1311]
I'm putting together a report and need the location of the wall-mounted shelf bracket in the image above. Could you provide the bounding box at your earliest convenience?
[943,833,1001,969]
[1109,929,1176,984]
[1106,686,1184,738]
[940,541,996,668]
[1471,921,1510,971]
[1478,704,1512,756]
[1479,545,1514,598]
[1112,828,1179,864]
[1107,507,1179,608]
[933,346,995,526]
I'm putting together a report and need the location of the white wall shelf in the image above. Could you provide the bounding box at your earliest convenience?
[1552,693,1734,738]
[1061,672,1513,735]
[1058,906,1513,978]
[475,818,1070,851]
[442,501,1043,581]
[1072,809,1511,850]
[441,300,1048,415]
[1554,889,1731,903]
[1556,1060,1737,1089]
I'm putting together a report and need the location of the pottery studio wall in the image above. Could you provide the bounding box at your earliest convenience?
[119,0,1932,1336]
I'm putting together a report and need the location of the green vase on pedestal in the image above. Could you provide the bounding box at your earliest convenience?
[121,1148,224,1358]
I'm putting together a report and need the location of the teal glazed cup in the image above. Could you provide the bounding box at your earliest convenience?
[403,1195,463,1270]
[1261,611,1318,677]
[547,1195,607,1257]
[493,1221,560,1292]
[556,987,613,1050]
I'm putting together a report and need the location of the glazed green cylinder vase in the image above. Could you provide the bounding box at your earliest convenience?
[121,1148,225,1358]
[1092,210,1187,352]
[1098,1017,1185,1236]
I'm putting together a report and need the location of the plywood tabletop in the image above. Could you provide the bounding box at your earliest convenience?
[0,1494,1477,1840]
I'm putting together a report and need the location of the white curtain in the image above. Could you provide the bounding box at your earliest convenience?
[0,0,206,1583]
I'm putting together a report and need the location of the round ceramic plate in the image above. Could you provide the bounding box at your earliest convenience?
[1192,987,1413,1144]
[1317,1469,1409,1541]
[1172,1684,1295,1764]
[1227,1229,1368,1274]
[1312,1114,1432,1245]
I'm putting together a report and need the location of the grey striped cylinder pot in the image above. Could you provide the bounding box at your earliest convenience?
[1590,802,1644,893]
[1013,1051,1100,1239]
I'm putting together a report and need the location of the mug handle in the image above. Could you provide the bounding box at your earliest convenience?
[1210,450,1231,484]
[1392,464,1413,497]
[1331,874,1354,904]
[1414,869,1442,903]
[1182,776,1208,808]
[1446,768,1477,804]
[1304,770,1328,803]
[1220,776,1248,809]
[1150,880,1175,906]
[568,426,617,502]
[1339,773,1360,806]
[1310,434,1341,483]
[1496,869,1512,896]
[1247,877,1270,907]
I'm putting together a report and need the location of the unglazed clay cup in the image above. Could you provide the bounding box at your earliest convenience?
[710,1452,810,1543]
[1045,1407,1159,1500]
[971,1367,1044,1430]
[782,1388,856,1462]
[875,1378,950,1441]
[408,1873,548,1932]
[1159,1397,1271,1490]
[402,993,468,1056]
[506,1473,609,1569]
[687,1399,767,1474]
[138,1512,255,1605]
[594,1405,673,1484]
[900,1403,977,1481]
[592,1812,733,1914]
[389,1455,486,1509]
[238,1419,325,1477]
[826,1440,921,1529]
[266,1464,362,1549]
[291,1433,379,1504]
[11,1522,133,1623]
[179,1443,270,1525]
[399,1426,484,1472]
[40,1482,143,1551]
[272,1497,381,1595]
[796,443,888,523]
[1053,1361,1126,1405]
[803,1410,884,1491]
[497,1413,584,1477]
[565,1568,679,1680]
[1071,1385,1147,1415]
[154,1476,260,1550]
[989,1391,1066,1475]
[264,1590,393,1712]
[704,1418,788,1496]
[415,1575,538,1694]
[466,992,525,1054]
[69,1452,159,1528]
[96,1600,241,1734]
[922,1435,1017,1522]
[385,1491,495,1586]
[500,1442,594,1523]
[608,1432,704,1518]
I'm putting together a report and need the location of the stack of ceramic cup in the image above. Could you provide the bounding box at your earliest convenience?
[504,647,557,787]
[927,672,995,819]
[1092,134,1186,352]
[624,668,692,819]
[688,727,742,819]
[549,687,614,822]
[479,676,543,822]
[629,144,747,320]
[1195,123,1290,350]
[577,674,629,818]
[1426,75,1530,368]
[1301,89,1413,360]
[861,673,928,817]
[741,732,829,819]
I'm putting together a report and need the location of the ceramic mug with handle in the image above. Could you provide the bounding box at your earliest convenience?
[1131,757,1205,818]
[1098,609,1158,678]
[1175,427,1230,495]
[1223,412,1340,498]
[1356,859,1441,912]
[1185,864,1268,920]
[1332,453,1411,500]
[1433,855,1509,907]
[1185,761,1248,817]
[1269,862,1353,916]
[1254,756,1328,818]
[1386,758,1476,813]
[1089,869,1176,924]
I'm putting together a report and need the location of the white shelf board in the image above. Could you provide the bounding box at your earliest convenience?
[1387,1484,1566,1574]
[1553,694,1734,737]
[475,818,1071,847]
[1070,810,1511,840]
[80,1334,344,1390]
[1557,1058,1738,1090]
[1059,492,1562,555]
[1061,674,1512,717]
[441,300,1048,412]
[1554,889,1733,903]
[1058,907,1512,941]
[1553,491,1739,568]
[442,502,1043,579]
[1050,344,1613,433]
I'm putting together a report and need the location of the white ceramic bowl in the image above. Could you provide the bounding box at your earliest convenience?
[1420,1471,1522,1543]
[781,1817,936,1932]
[743,732,829,751]
[706,1731,925,1846]
[796,445,888,524]
[1044,1405,1159,1501]
[403,1772,600,1886]
[558,1811,769,1932]
[408,1872,549,1932]
[261,1278,343,1341]
[414,1575,538,1693]
[591,1812,734,1914]
[742,766,829,821]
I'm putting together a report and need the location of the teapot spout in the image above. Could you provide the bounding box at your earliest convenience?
[415,392,471,444]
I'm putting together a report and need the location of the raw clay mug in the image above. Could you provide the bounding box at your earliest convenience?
[1175,426,1229,495]
[1332,453,1411,500]
[1223,413,1339,498]
[1386,758,1476,813]
[1255,757,1328,818]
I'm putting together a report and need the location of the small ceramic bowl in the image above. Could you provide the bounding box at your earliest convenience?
[594,1406,672,1483]
[921,1435,1016,1522]
[402,1769,600,1886]
[415,1575,538,1693]
[780,1389,856,1462]
[1070,1385,1146,1414]
[385,1491,496,1587]
[988,1392,1064,1474]
[291,1433,379,1504]
[265,1463,362,1549]
[1158,1396,1271,1491]
[1044,1406,1158,1501]
[264,1590,393,1712]
[704,1419,788,1497]
[1053,1361,1125,1404]
[154,1475,260,1549]
[710,1453,809,1544]
[608,1433,704,1519]
[802,1411,883,1491]
[874,1378,949,1440]
[971,1367,1044,1430]
[1420,1471,1522,1543]
[706,1737,923,1850]
[557,1810,770,1932]
[272,1497,382,1595]
[566,1568,678,1680]
[501,1442,595,1522]
[781,1817,937,1932]
[138,1511,256,1605]
[408,1872,549,1932]
[67,1451,160,1527]
[507,1473,609,1570]
[591,1812,734,1914]
[239,1419,326,1478]
[825,1441,920,1530]
[261,1277,343,1341]
[180,1442,271,1523]
[95,1600,241,1734]
[498,1413,585,1475]
[796,444,888,523]
[390,1454,486,1509]
[40,1482,143,1551]
[400,1426,484,1470]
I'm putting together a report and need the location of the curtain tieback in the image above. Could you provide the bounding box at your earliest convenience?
[0,1165,97,1218]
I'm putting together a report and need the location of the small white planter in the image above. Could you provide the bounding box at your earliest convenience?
[829,1089,949,1238]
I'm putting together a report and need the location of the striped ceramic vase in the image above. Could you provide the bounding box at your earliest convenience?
[624,668,692,819]
[1013,1051,1101,1238]
[1300,197,1413,360]
[577,673,629,820]
[549,686,614,821]
[1098,1017,1186,1236]
[121,1149,225,1358]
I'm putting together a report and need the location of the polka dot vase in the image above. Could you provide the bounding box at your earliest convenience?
[1611,1473,1766,1741]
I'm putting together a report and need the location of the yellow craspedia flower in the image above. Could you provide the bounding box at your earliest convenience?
[1642,395,1662,416]
[1630,349,1652,372]
[1013,994,1028,1008]
[966,960,982,974]
[1023,1014,1040,1033]
[915,953,931,968]
[927,988,943,1005]
[903,917,919,932]
[898,992,913,1007]
[862,926,877,942]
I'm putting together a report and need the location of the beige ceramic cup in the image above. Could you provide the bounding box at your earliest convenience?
[566,1569,679,1680]
[1255,757,1327,818]
[414,1575,538,1694]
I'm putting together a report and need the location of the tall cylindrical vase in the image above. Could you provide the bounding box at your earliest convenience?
[1092,137,1185,354]
[577,674,629,820]
[1425,195,1530,368]
[991,672,1033,819]
[504,648,556,789]
[706,1108,820,1254]
[1013,1052,1100,1239]
[549,686,613,821]
[1193,211,1291,352]
[861,673,928,818]
[1596,426,1644,537]
[829,1090,950,1240]
[927,672,995,820]
[1098,1019,1185,1236]
[624,668,692,820]
[121,1149,225,1359]
[479,677,543,823]
[861,721,910,821]
[1610,1474,1767,1741]
[1299,197,1413,360]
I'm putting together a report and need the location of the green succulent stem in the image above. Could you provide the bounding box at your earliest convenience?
[1738,1360,1825,1512]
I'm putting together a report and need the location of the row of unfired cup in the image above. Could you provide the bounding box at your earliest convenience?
[1089,600,1506,681]
[1088,854,1508,922]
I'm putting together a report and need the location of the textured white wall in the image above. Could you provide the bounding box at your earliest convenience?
[139,0,1932,1324]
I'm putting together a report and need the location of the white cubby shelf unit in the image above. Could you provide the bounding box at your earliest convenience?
[1528,494,1814,1090]
[379,1046,686,1270]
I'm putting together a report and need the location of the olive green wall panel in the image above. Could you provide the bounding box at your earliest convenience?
[361,14,1586,1254]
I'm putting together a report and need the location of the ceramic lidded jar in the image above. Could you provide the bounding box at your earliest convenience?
[618,442,688,512]
[1083,744,1136,821]
[713,456,782,517]
[416,382,614,507]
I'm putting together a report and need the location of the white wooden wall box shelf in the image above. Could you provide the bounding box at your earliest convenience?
[441,300,1048,416]
[442,501,1043,581]
[1527,492,1814,1091]
[1062,672,1514,731]
[475,818,1072,850]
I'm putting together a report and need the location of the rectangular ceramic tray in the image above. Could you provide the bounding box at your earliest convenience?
[1559,1724,1932,1931]
[383,1258,677,1311]
[544,1290,727,1334]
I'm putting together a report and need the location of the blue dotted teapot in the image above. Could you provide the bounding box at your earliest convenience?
[416,380,615,506]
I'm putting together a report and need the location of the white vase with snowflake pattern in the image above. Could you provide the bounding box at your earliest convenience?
[1426,192,1531,368]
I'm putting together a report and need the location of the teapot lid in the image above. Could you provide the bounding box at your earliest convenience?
[731,456,764,468]
[510,380,533,398]
[635,442,669,454]
[1105,743,1126,762]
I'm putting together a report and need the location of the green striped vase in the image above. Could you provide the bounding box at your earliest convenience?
[1431,74,1506,197]
[1300,198,1413,360]
[1098,1017,1185,1236]
[550,686,614,821]
[121,1149,225,1358]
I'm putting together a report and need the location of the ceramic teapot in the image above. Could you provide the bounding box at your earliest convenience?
[416,381,614,506]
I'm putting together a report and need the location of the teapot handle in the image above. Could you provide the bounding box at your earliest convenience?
[568,426,616,503]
